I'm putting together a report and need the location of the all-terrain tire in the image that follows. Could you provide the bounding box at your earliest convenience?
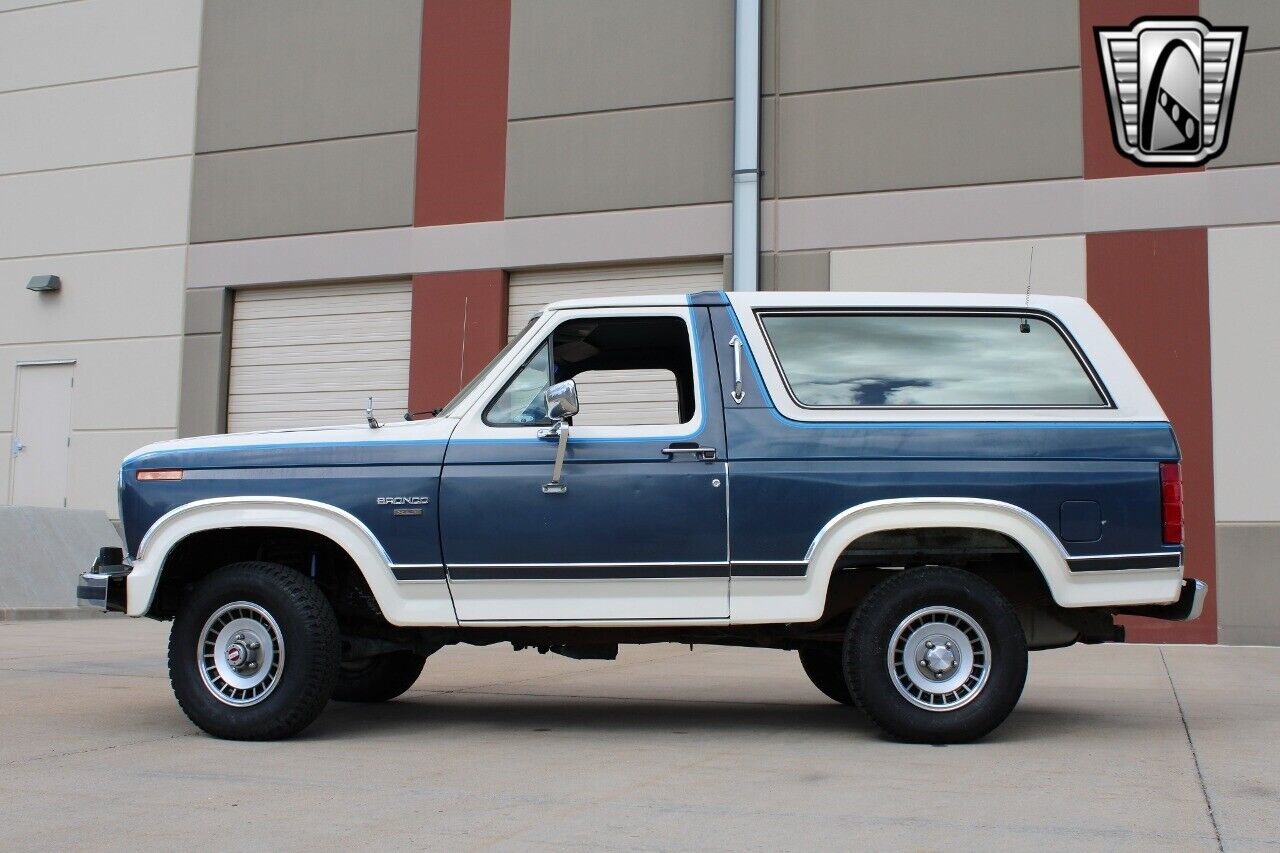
[845,567,1027,744]
[332,651,427,703]
[168,562,340,740]
[798,646,856,706]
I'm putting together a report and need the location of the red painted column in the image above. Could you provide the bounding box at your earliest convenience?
[407,0,511,414]
[1080,0,1217,643]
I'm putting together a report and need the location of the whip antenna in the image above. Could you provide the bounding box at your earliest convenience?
[1020,245,1035,333]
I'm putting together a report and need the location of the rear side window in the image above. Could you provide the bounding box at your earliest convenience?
[757,312,1107,408]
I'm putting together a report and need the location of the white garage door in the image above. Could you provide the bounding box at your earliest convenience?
[507,261,724,426]
[228,280,411,432]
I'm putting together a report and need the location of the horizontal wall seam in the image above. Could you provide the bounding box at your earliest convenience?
[0,333,181,348]
[0,65,197,98]
[0,152,195,180]
[774,64,1081,100]
[0,242,189,263]
[195,129,417,158]
[508,97,732,123]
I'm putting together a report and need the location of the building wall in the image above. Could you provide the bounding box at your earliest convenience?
[0,0,203,517]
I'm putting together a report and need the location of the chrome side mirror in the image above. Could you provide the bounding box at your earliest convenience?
[544,379,579,423]
[540,379,578,495]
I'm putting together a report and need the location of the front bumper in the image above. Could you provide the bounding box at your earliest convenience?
[1116,578,1207,622]
[76,547,130,613]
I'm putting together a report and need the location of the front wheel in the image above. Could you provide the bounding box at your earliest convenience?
[846,567,1027,743]
[169,562,340,740]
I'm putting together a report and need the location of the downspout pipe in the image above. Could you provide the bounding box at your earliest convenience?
[732,0,761,292]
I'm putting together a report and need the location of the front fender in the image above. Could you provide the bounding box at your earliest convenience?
[126,496,456,626]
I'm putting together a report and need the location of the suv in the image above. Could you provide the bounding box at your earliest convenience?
[79,291,1203,743]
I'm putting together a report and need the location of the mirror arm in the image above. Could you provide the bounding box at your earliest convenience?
[541,423,570,494]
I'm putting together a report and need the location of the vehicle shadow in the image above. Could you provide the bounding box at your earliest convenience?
[304,691,1152,745]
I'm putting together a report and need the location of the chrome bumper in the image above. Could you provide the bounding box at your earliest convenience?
[76,547,130,613]
[1117,578,1207,622]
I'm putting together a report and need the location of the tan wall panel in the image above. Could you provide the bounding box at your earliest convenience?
[66,429,175,516]
[1216,524,1280,645]
[506,102,731,217]
[760,252,830,292]
[196,0,422,152]
[829,236,1086,297]
[508,0,732,118]
[0,0,200,94]
[778,0,1079,94]
[1202,0,1280,50]
[777,69,1082,197]
[0,248,186,346]
[1208,224,1280,522]
[190,133,417,242]
[1208,50,1280,169]
[0,69,197,176]
[0,158,193,258]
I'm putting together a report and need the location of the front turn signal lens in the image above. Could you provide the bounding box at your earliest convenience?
[137,469,183,481]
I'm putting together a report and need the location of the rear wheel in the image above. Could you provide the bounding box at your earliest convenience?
[798,646,856,706]
[333,651,427,703]
[169,562,340,740]
[846,567,1027,743]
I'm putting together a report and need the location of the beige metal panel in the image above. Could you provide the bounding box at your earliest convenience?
[0,69,197,176]
[1208,224,1280,522]
[507,261,725,336]
[0,0,201,94]
[228,281,411,433]
[0,158,192,258]
[760,252,830,292]
[506,102,731,218]
[509,0,732,119]
[778,0,1078,95]
[1203,0,1280,51]
[829,236,1086,298]
[0,339,181,441]
[778,69,1082,198]
[507,262,722,426]
[0,247,186,345]
[178,333,226,439]
[1216,523,1280,645]
[66,429,176,516]
[1208,51,1280,169]
[196,0,422,152]
[0,1,73,11]
[190,133,416,243]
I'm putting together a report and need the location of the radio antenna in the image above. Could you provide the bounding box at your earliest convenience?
[1020,245,1035,333]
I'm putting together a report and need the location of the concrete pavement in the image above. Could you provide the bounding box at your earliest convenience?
[1,617,1276,851]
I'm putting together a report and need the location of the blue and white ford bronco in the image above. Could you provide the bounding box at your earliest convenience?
[80,291,1203,743]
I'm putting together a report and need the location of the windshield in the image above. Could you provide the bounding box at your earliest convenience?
[434,315,541,418]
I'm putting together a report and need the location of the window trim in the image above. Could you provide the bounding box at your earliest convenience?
[753,308,1115,411]
[479,310,703,430]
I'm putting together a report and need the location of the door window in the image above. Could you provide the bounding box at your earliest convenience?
[484,315,696,427]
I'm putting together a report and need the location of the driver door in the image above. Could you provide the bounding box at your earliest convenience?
[439,306,729,623]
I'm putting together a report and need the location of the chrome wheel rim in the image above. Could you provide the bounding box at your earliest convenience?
[198,601,284,707]
[887,605,990,712]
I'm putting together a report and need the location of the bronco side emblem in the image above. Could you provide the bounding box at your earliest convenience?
[1095,17,1246,166]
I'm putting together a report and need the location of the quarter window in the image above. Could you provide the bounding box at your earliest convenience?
[758,312,1107,408]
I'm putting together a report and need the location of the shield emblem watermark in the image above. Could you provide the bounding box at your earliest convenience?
[1095,17,1247,166]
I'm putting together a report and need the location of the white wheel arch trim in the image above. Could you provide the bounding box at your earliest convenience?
[794,498,1183,617]
[125,497,457,626]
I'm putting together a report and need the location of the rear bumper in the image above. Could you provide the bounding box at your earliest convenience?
[1116,578,1207,622]
[76,547,130,613]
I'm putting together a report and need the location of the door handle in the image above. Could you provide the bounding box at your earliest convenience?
[661,445,717,462]
[10,436,24,458]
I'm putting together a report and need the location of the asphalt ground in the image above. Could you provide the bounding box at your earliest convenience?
[1,617,1277,851]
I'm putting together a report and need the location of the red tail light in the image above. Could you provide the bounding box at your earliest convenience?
[1160,462,1183,545]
